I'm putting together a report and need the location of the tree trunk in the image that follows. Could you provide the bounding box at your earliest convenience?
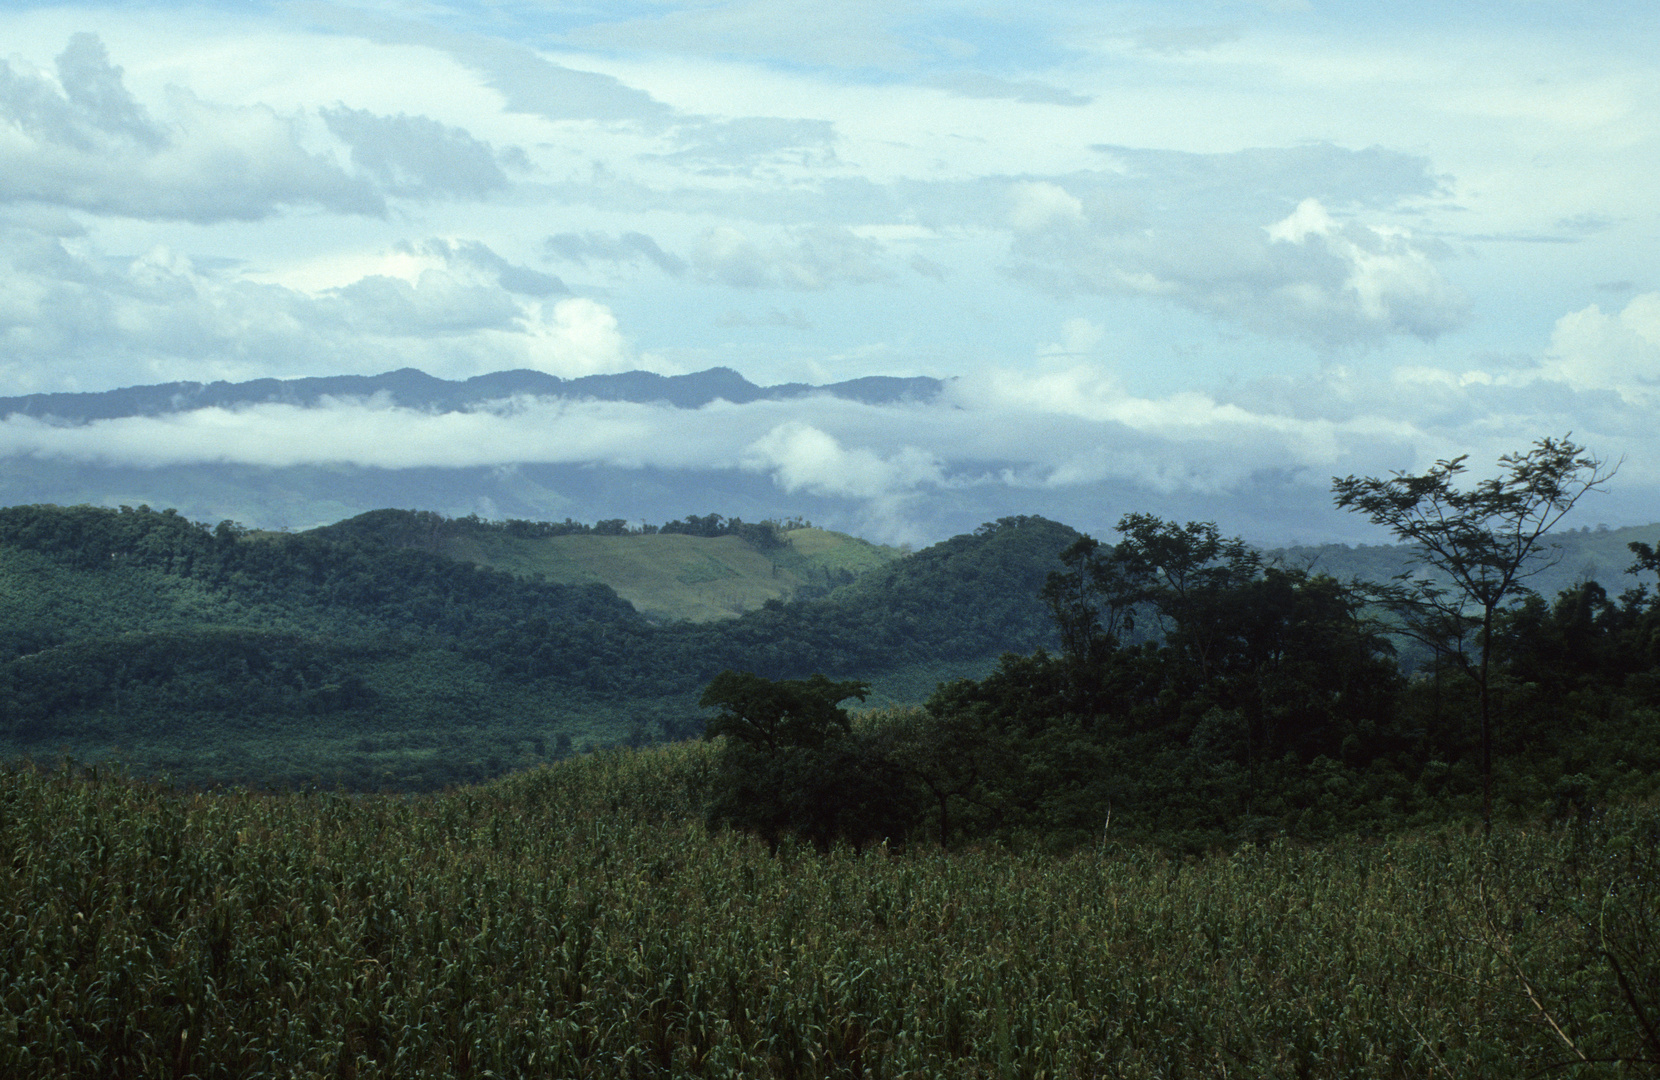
[1480,609,1493,835]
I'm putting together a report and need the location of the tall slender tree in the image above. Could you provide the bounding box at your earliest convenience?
[1333,435,1615,830]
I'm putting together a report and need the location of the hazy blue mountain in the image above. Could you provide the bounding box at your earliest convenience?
[1264,522,1660,610]
[0,367,945,421]
[0,367,953,533]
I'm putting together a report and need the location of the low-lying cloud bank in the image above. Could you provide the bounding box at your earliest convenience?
[3,296,1656,545]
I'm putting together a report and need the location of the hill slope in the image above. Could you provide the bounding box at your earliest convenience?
[315,509,902,623]
[0,505,1069,789]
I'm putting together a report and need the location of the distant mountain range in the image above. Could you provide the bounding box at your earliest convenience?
[0,367,946,422]
[0,366,959,534]
[0,367,1648,556]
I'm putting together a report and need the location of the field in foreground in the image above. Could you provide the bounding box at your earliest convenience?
[4,744,1658,1079]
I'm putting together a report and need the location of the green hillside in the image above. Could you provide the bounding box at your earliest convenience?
[436,526,900,623]
[0,505,1068,790]
[312,510,902,623]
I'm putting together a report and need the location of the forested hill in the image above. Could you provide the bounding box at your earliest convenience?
[0,504,1071,789]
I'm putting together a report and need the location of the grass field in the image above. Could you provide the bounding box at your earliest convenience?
[435,527,902,623]
[4,744,1657,1078]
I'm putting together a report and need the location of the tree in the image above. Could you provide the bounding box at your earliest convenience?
[700,671,913,850]
[1629,540,1660,584]
[699,670,868,753]
[1333,435,1615,830]
[866,706,1000,848]
[1113,514,1262,684]
[1041,535,1132,666]
[1042,515,1261,677]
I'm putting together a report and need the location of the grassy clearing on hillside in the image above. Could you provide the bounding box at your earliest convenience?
[440,527,901,623]
[5,745,1657,1079]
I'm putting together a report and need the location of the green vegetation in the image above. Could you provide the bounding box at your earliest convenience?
[7,436,1660,1076]
[0,504,1067,789]
[682,439,1660,854]
[5,748,1659,1078]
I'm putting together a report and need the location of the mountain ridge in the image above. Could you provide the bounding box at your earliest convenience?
[0,366,947,421]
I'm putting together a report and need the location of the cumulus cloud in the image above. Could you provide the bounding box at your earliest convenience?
[2,32,164,152]
[1008,181,1084,232]
[1037,318,1105,358]
[1261,197,1469,342]
[1002,148,1468,348]
[743,421,944,500]
[521,298,633,377]
[1536,292,1660,404]
[0,35,381,222]
[407,238,565,297]
[0,219,611,389]
[323,271,523,336]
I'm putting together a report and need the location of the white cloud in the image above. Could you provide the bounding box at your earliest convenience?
[1537,292,1660,404]
[0,365,1378,507]
[0,34,381,222]
[743,421,944,500]
[2,317,1657,544]
[1264,197,1333,244]
[0,220,613,389]
[999,149,1468,349]
[545,231,687,276]
[1263,197,1469,342]
[0,4,1653,542]
[1038,318,1104,358]
[522,298,633,377]
[320,106,512,199]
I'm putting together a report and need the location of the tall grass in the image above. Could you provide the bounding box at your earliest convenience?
[2,746,1654,1077]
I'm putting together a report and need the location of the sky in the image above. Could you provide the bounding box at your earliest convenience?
[0,1,1656,545]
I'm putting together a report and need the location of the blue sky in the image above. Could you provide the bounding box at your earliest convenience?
[0,1,1655,543]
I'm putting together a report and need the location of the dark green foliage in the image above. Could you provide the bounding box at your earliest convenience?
[700,671,914,850]
[318,506,789,549]
[701,670,868,752]
[1,629,379,739]
[884,501,1660,851]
